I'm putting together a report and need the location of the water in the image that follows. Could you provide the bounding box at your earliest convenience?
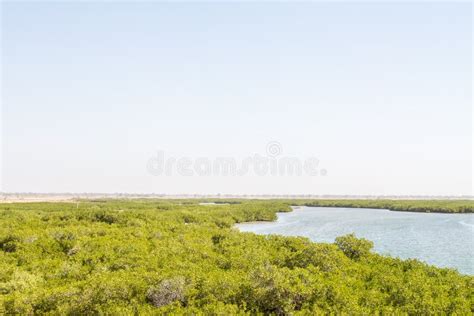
[236,207,474,275]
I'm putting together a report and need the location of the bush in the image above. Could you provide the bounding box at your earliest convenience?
[0,235,20,253]
[146,277,186,308]
[335,234,373,260]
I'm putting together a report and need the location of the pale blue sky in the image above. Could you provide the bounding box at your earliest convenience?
[1,2,472,195]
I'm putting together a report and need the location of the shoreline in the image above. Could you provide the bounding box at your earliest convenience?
[1,197,472,213]
[235,206,474,229]
[235,206,474,275]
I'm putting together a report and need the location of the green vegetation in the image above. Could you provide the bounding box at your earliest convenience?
[291,199,473,213]
[0,199,473,315]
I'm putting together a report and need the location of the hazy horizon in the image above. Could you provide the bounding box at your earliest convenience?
[2,2,472,195]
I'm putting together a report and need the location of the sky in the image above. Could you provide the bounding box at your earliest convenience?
[1,2,472,195]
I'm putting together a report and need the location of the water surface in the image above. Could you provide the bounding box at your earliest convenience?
[236,207,474,274]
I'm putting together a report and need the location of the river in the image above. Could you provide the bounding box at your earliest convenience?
[235,207,474,274]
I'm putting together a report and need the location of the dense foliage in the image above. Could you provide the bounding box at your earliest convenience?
[291,199,473,213]
[0,200,472,315]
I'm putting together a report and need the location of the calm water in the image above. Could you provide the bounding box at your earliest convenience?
[236,207,474,275]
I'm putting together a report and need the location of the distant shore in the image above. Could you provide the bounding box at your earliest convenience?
[0,193,472,203]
